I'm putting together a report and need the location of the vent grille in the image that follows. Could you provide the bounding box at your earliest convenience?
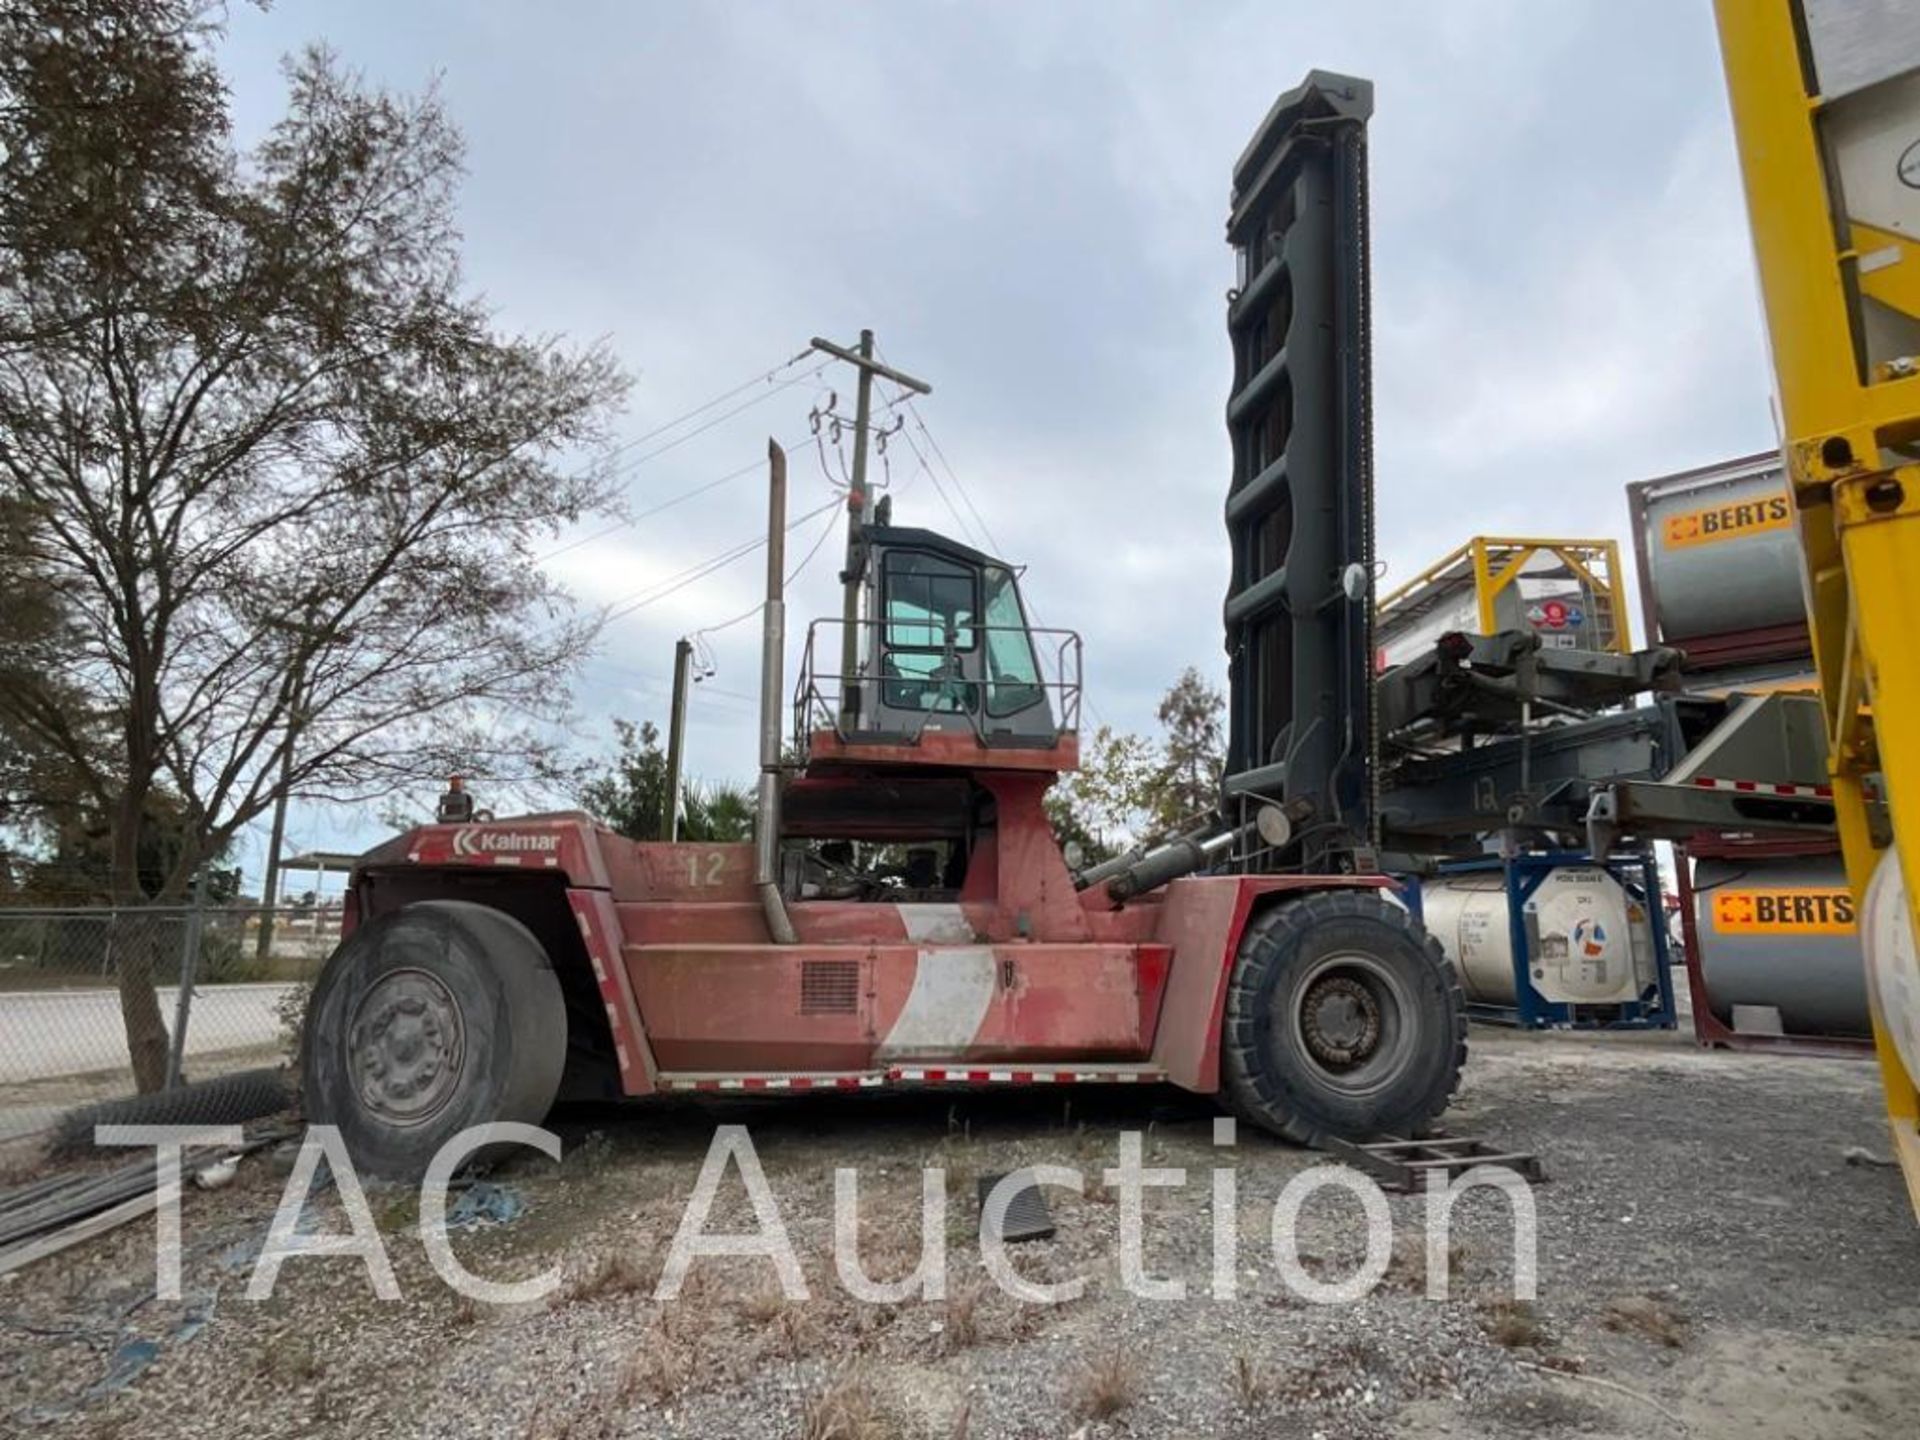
[800,960,860,1015]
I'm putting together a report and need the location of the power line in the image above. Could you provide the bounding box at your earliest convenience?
[596,661,759,706]
[603,360,830,479]
[891,418,982,548]
[605,349,815,463]
[538,352,830,566]
[692,498,845,640]
[540,429,814,564]
[904,398,1003,557]
[875,363,1110,732]
[603,495,843,623]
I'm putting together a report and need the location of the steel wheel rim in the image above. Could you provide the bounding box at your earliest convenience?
[348,966,467,1127]
[1280,952,1416,1099]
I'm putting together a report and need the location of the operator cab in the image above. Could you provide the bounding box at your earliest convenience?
[795,525,1080,765]
[784,522,1082,905]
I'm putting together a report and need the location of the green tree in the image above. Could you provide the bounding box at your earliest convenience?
[579,720,754,843]
[581,720,671,841]
[0,3,627,1088]
[682,779,755,843]
[1144,668,1225,836]
[1045,724,1155,862]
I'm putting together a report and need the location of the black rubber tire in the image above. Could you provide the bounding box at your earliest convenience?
[1222,889,1466,1144]
[302,900,566,1181]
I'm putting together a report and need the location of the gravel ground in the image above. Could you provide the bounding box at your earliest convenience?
[4,1026,1920,1439]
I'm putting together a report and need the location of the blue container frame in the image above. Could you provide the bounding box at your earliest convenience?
[1432,850,1677,1031]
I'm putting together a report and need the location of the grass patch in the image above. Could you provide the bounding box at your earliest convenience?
[800,1367,893,1440]
[1481,1299,1553,1350]
[1603,1294,1688,1349]
[942,1283,985,1353]
[257,1334,325,1383]
[1231,1350,1270,1411]
[555,1248,656,1307]
[1067,1346,1139,1424]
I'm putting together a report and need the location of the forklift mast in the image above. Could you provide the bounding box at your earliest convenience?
[1222,71,1378,871]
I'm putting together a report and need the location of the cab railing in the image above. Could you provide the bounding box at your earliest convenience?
[793,617,1082,761]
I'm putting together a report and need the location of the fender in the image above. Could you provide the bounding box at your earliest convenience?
[567,887,657,1096]
[1148,873,1392,1093]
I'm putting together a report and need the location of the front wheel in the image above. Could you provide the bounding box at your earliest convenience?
[1222,889,1465,1144]
[302,900,567,1180]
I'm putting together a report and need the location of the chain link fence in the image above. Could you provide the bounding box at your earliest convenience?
[0,902,337,1147]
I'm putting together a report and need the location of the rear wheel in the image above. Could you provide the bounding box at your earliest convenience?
[302,900,567,1180]
[1222,889,1465,1143]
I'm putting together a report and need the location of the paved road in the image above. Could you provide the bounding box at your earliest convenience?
[0,981,299,1084]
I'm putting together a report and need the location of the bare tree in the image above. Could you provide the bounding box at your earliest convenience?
[0,2,628,1087]
[1145,668,1225,835]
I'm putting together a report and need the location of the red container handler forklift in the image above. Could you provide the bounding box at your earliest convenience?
[300,71,1468,1178]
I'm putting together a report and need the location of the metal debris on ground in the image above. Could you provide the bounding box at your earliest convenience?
[977,1170,1056,1243]
[0,1125,290,1276]
[1320,1134,1547,1193]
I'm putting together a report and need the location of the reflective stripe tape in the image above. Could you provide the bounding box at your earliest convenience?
[1687,776,1832,798]
[654,1072,887,1092]
[891,1067,1164,1085]
[652,1067,1167,1091]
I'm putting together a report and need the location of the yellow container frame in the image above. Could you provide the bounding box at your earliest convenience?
[1715,0,1920,1215]
[1378,536,1632,655]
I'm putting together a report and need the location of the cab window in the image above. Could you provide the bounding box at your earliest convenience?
[882,551,977,713]
[982,566,1045,717]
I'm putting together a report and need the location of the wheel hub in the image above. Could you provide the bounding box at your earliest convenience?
[1300,974,1382,1066]
[349,968,465,1125]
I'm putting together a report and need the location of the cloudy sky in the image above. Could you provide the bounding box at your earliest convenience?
[213,0,1779,883]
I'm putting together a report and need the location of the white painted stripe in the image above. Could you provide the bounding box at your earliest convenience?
[654,1068,1165,1091]
[897,903,974,944]
[877,947,997,1059]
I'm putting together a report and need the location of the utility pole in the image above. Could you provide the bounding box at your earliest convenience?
[254,655,311,966]
[662,636,693,840]
[253,734,296,965]
[254,611,348,964]
[808,331,931,728]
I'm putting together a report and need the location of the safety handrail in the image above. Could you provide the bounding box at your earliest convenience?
[793,618,1083,760]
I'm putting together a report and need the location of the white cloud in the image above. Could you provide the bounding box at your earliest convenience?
[214,0,1781,864]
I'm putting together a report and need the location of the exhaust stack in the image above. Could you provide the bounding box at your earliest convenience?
[757,439,799,944]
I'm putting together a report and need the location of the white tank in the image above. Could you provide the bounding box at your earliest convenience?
[1421,866,1655,1007]
[1692,854,1869,1037]
[1864,846,1920,1087]
[1639,461,1805,643]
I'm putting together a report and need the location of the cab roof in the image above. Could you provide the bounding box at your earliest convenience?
[864,525,1009,572]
